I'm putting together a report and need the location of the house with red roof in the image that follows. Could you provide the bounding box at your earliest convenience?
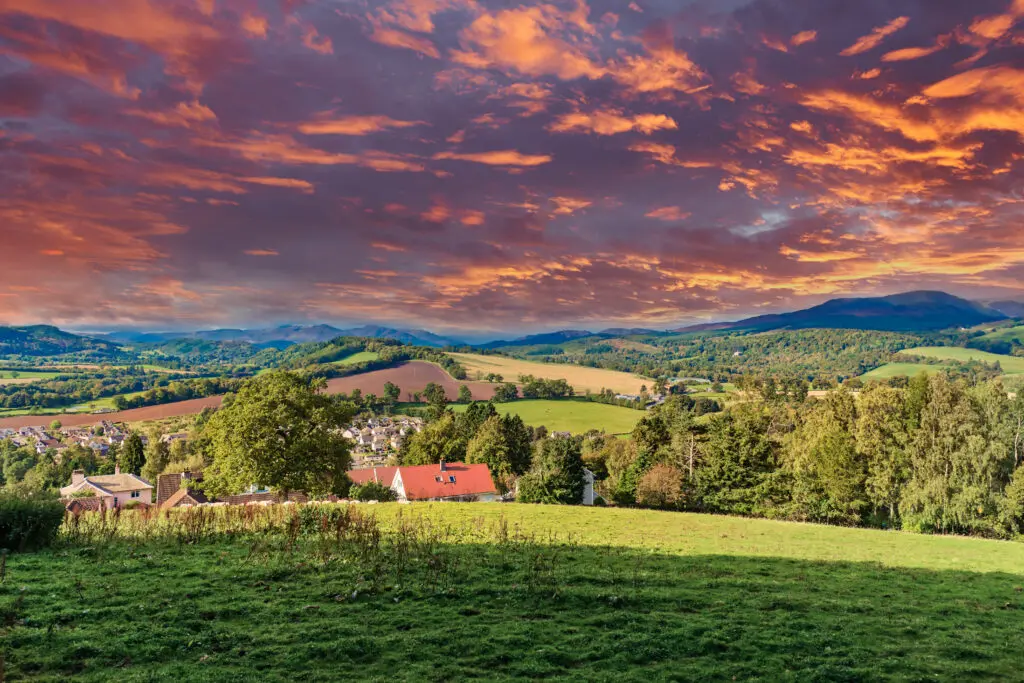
[347,461,499,502]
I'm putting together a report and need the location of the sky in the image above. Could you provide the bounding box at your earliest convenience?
[1,0,1024,334]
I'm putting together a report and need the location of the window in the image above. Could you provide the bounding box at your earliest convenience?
[448,475,456,483]
[131,490,140,498]
[435,475,443,483]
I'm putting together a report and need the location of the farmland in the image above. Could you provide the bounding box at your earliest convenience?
[0,370,61,385]
[450,352,652,394]
[450,398,643,435]
[326,361,497,401]
[6,503,1024,680]
[900,346,1024,374]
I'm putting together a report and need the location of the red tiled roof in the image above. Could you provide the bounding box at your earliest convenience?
[347,466,398,487]
[64,497,105,513]
[396,462,496,500]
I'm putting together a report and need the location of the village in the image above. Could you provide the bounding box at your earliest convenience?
[4,413,601,513]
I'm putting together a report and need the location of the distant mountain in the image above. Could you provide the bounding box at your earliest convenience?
[105,324,462,348]
[0,325,122,357]
[990,301,1024,319]
[597,328,662,337]
[477,330,595,350]
[674,291,1008,333]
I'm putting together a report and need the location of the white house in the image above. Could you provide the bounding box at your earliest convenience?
[60,468,154,509]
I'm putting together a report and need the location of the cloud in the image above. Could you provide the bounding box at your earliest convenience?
[550,197,592,215]
[369,25,441,58]
[645,206,690,221]
[432,149,553,166]
[839,16,910,56]
[297,115,427,136]
[244,249,279,256]
[790,30,817,47]
[547,109,677,135]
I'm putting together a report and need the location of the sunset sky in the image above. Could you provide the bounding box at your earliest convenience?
[2,0,1024,334]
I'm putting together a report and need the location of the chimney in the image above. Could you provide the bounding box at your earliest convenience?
[114,463,121,475]
[72,470,85,486]
[439,459,447,472]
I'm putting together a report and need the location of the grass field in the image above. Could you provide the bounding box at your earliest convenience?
[6,504,1024,681]
[859,362,948,380]
[332,350,380,366]
[450,352,652,394]
[975,324,1024,344]
[0,370,61,385]
[449,398,644,434]
[900,346,1024,374]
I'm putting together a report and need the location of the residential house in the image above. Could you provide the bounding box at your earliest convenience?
[60,467,154,509]
[347,461,499,502]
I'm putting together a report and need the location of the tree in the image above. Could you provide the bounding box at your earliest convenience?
[141,439,171,483]
[636,464,685,509]
[351,481,396,502]
[120,432,145,476]
[855,385,910,523]
[49,420,62,432]
[457,385,473,404]
[422,382,448,420]
[383,382,401,406]
[517,435,585,505]
[492,383,519,403]
[400,412,466,466]
[200,371,355,498]
[466,416,514,493]
[455,401,497,442]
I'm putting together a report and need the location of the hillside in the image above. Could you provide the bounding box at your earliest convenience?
[106,324,461,347]
[0,325,122,358]
[677,291,1007,333]
[7,503,1024,680]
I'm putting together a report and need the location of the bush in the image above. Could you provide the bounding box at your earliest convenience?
[0,491,66,552]
[351,481,397,502]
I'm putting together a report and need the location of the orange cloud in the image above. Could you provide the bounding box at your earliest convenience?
[645,206,690,221]
[628,141,715,168]
[452,5,605,80]
[302,26,333,55]
[432,149,552,166]
[240,177,315,193]
[128,101,217,128]
[460,210,486,225]
[241,14,269,38]
[547,109,677,135]
[421,202,451,222]
[790,30,818,47]
[839,16,910,56]
[369,25,441,58]
[198,133,427,171]
[297,115,427,136]
[244,249,279,257]
[550,197,592,215]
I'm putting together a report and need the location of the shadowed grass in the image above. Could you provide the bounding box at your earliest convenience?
[4,504,1024,681]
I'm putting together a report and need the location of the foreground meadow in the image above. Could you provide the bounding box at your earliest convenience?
[4,503,1024,681]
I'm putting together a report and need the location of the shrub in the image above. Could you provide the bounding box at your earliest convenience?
[0,490,66,552]
[351,481,397,502]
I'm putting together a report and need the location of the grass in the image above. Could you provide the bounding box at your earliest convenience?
[6,503,1024,681]
[450,352,652,394]
[332,351,381,366]
[975,324,1024,345]
[859,362,949,380]
[449,398,644,435]
[900,346,1024,374]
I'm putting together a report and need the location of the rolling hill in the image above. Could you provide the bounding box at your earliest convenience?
[105,325,462,348]
[0,325,122,358]
[676,291,1007,333]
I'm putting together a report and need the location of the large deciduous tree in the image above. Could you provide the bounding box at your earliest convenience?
[200,371,355,498]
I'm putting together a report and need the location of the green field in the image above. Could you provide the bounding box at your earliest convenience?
[0,370,61,385]
[860,362,948,380]
[450,398,644,434]
[6,503,1024,680]
[332,350,381,366]
[900,346,1024,374]
[975,324,1024,344]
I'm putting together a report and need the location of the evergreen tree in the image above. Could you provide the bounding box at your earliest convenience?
[120,433,145,476]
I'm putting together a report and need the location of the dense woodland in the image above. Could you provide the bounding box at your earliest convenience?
[471,329,969,383]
